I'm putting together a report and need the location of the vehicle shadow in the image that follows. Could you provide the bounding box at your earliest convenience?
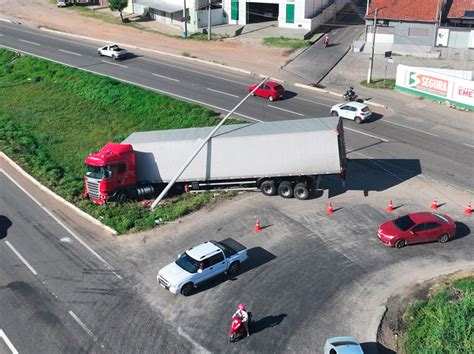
[250,313,287,334]
[191,247,276,295]
[453,221,470,241]
[282,91,298,100]
[360,342,396,354]
[0,215,12,240]
[321,158,422,198]
[118,53,141,61]
[367,112,384,123]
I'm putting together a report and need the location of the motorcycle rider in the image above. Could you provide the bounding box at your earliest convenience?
[233,304,250,337]
[323,35,330,47]
[345,86,356,99]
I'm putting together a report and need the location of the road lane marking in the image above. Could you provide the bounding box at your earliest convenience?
[152,73,179,82]
[5,241,38,276]
[19,39,40,46]
[266,105,305,116]
[69,311,98,342]
[0,169,122,280]
[59,49,82,56]
[463,143,474,148]
[345,127,389,142]
[101,60,128,68]
[0,34,4,36]
[0,330,18,354]
[207,88,239,98]
[294,96,333,108]
[0,44,262,123]
[140,57,250,86]
[383,120,439,137]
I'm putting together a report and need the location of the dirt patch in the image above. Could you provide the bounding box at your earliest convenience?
[377,269,474,353]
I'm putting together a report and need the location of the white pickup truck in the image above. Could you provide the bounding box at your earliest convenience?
[97,44,128,60]
[158,239,248,296]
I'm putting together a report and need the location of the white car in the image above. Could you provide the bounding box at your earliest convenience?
[97,44,128,60]
[330,102,372,124]
[324,337,364,354]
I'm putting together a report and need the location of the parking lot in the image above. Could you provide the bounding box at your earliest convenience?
[116,161,474,353]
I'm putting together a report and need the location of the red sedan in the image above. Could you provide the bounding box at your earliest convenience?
[377,212,456,249]
[248,81,285,101]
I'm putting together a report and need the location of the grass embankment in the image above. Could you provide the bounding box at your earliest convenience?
[263,37,312,49]
[360,78,396,90]
[0,49,236,234]
[402,276,474,353]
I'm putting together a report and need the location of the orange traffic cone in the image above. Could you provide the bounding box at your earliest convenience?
[431,197,438,210]
[386,200,394,212]
[465,202,472,216]
[254,219,262,232]
[326,202,334,215]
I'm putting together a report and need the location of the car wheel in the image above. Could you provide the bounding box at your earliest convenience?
[268,95,274,102]
[278,181,293,198]
[331,111,339,117]
[355,117,362,124]
[115,191,128,203]
[395,239,406,249]
[251,92,255,96]
[260,180,277,196]
[98,51,103,56]
[228,262,240,275]
[293,183,309,200]
[112,55,117,60]
[438,233,449,243]
[181,283,194,296]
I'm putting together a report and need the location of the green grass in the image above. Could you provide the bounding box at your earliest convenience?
[402,276,474,353]
[263,37,312,49]
[360,78,396,90]
[0,48,240,234]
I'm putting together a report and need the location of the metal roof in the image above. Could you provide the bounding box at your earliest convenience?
[122,117,339,144]
[135,0,183,13]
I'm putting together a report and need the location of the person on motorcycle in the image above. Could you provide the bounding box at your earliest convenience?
[345,86,356,99]
[323,35,329,47]
[233,304,250,337]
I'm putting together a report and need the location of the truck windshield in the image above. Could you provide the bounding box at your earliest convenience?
[85,165,108,179]
[175,252,199,273]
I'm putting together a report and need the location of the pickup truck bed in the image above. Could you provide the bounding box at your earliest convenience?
[214,238,246,254]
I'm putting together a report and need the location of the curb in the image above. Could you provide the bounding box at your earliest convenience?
[0,152,118,235]
[369,305,387,354]
[0,18,13,23]
[294,83,389,109]
[38,27,258,77]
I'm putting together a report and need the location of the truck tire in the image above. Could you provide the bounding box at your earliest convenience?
[260,180,277,196]
[278,181,293,198]
[294,183,309,200]
[181,283,194,296]
[228,261,240,275]
[116,191,128,203]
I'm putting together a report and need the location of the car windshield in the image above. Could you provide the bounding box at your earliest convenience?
[274,85,284,91]
[175,252,199,273]
[394,215,415,231]
[333,341,358,346]
[433,213,449,223]
[85,165,108,179]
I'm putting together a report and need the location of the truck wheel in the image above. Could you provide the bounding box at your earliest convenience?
[355,117,362,124]
[278,181,293,198]
[181,283,194,296]
[228,262,240,275]
[294,183,309,200]
[260,180,276,196]
[116,191,128,203]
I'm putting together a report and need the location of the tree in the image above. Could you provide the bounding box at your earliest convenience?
[109,0,129,23]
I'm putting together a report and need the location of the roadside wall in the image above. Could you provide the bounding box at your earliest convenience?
[395,64,474,111]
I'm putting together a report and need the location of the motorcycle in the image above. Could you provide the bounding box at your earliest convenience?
[342,91,358,101]
[229,312,252,342]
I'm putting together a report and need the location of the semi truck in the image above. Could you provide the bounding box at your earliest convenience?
[83,117,346,204]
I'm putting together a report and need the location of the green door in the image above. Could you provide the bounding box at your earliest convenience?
[231,0,239,20]
[286,4,294,24]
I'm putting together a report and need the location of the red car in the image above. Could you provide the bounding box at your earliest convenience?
[248,81,285,101]
[377,212,456,249]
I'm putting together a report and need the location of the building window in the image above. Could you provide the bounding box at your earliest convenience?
[231,0,238,20]
[408,28,430,37]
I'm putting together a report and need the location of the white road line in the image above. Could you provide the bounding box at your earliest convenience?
[69,311,98,342]
[140,57,249,86]
[0,44,262,123]
[0,330,19,354]
[383,120,439,137]
[5,241,38,276]
[463,143,474,148]
[266,105,305,116]
[0,34,4,36]
[207,88,239,98]
[19,39,40,46]
[59,49,82,56]
[294,96,333,108]
[152,73,179,82]
[101,60,127,68]
[345,127,389,142]
[0,169,122,280]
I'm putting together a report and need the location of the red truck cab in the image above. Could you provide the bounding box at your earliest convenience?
[84,143,136,204]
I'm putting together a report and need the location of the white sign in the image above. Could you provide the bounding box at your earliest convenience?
[436,28,449,47]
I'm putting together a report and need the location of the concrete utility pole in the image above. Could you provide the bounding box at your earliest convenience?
[367,7,378,84]
[183,0,187,38]
[208,0,211,40]
[150,77,270,211]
